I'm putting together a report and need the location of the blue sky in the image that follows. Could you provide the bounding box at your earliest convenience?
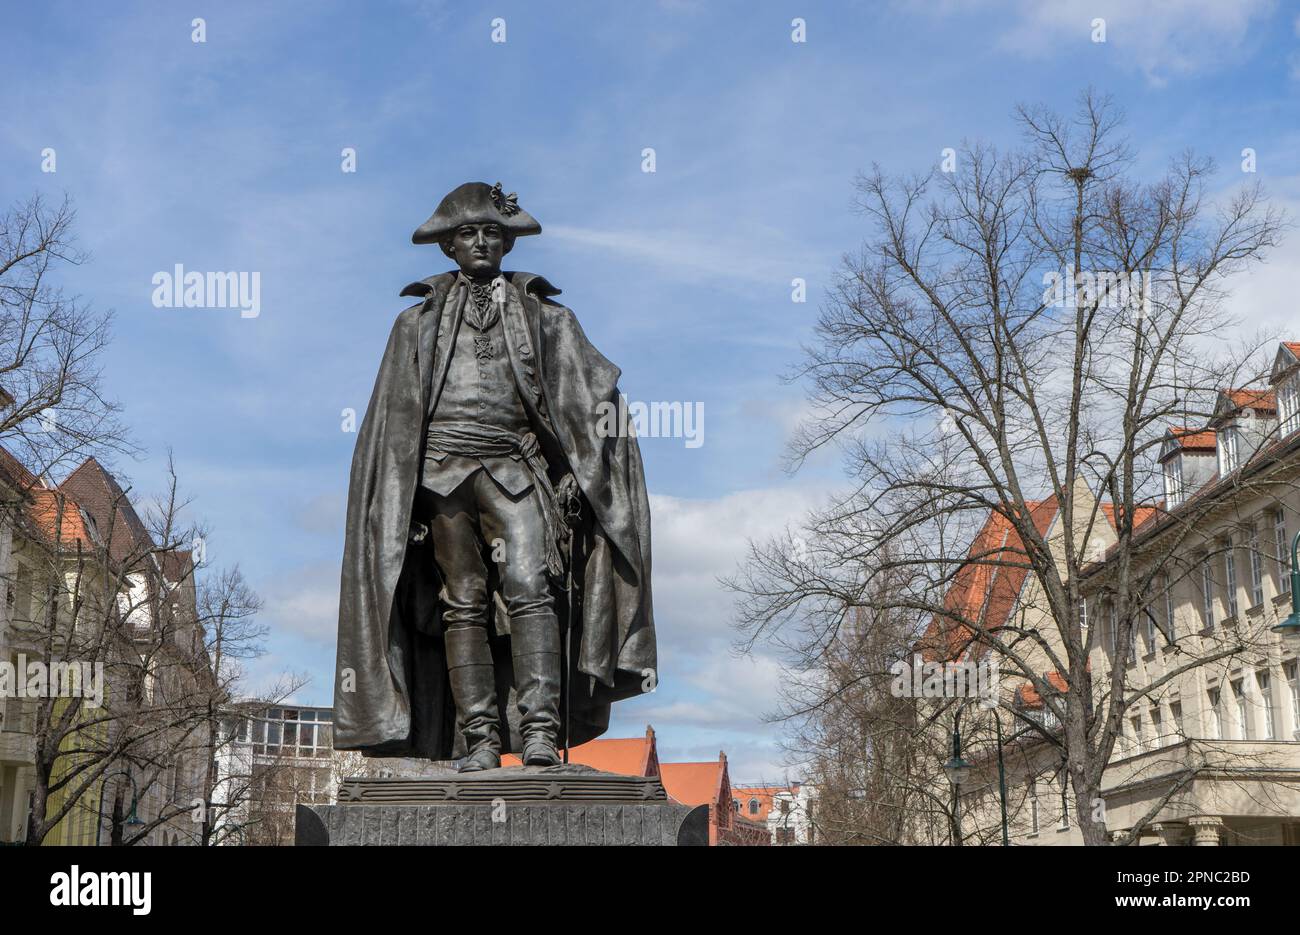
[2,0,1298,781]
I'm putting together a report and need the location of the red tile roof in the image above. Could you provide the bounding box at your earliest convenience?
[731,784,799,822]
[58,457,154,565]
[25,488,94,548]
[0,446,40,491]
[660,760,724,807]
[1221,388,1276,412]
[918,499,1058,663]
[1101,502,1161,531]
[1165,427,1216,451]
[160,549,194,584]
[1016,670,1070,708]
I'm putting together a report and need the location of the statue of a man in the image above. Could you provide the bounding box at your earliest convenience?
[333,182,656,771]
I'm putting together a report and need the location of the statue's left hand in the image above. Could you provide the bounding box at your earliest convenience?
[556,474,581,523]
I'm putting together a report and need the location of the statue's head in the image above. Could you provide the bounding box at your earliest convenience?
[412,182,541,280]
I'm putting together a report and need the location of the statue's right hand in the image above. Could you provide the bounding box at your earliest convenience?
[409,521,430,544]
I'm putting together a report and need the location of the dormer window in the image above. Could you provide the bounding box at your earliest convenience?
[1280,373,1300,436]
[1218,424,1239,476]
[1160,428,1215,509]
[1163,457,1184,507]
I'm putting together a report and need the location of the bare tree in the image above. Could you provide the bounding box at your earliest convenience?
[0,195,281,846]
[0,194,130,476]
[728,91,1288,845]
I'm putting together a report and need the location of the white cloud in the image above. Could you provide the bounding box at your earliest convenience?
[546,223,822,295]
[263,560,340,642]
[995,0,1275,85]
[648,484,834,649]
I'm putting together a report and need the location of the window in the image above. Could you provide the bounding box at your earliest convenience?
[1163,574,1175,641]
[1164,457,1185,507]
[1029,781,1040,834]
[1258,670,1277,740]
[1223,537,1239,619]
[1232,679,1251,740]
[1219,425,1239,475]
[13,564,31,623]
[1143,605,1156,655]
[1151,706,1164,746]
[1285,661,1299,740]
[748,798,759,816]
[1200,556,1216,630]
[1248,523,1265,608]
[1207,689,1223,740]
[1280,375,1300,435]
[1277,509,1293,598]
[1171,701,1184,738]
[1131,715,1144,752]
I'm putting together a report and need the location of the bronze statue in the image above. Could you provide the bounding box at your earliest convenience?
[333,182,656,771]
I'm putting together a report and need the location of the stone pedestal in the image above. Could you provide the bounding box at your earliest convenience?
[296,764,707,846]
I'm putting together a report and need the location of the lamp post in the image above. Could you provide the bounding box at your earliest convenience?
[942,710,973,845]
[95,769,145,846]
[943,701,1011,846]
[1270,531,1300,639]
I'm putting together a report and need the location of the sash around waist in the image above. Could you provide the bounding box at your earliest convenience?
[425,420,536,459]
[423,420,567,577]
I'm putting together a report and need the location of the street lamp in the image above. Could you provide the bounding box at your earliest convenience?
[944,702,1012,846]
[943,715,973,845]
[95,769,145,846]
[1270,531,1300,639]
[942,729,974,788]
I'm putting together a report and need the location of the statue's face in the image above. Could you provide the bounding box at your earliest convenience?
[445,222,508,278]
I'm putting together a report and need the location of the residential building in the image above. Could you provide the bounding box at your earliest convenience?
[732,782,816,844]
[0,448,213,845]
[212,703,336,846]
[918,341,1300,845]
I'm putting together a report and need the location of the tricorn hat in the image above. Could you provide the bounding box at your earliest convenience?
[412,181,542,244]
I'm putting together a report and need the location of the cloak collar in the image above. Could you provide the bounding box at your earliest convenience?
[400,270,562,300]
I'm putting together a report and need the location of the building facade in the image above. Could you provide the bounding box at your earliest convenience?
[732,782,816,845]
[0,449,213,845]
[212,703,336,846]
[920,341,1300,845]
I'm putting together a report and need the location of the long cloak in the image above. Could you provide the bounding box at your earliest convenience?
[333,270,656,758]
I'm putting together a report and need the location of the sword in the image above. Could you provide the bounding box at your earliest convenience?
[559,476,582,764]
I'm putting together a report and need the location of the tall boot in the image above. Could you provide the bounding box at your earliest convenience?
[510,612,562,766]
[445,626,501,772]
